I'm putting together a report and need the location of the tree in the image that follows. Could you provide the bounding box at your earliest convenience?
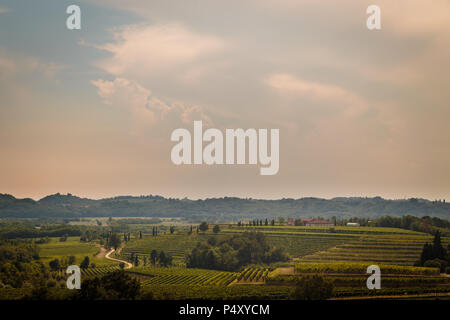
[213,225,220,234]
[68,255,76,265]
[432,230,446,260]
[199,222,208,233]
[80,256,90,269]
[159,251,167,267]
[424,258,447,272]
[77,270,140,300]
[292,275,334,300]
[49,259,60,271]
[108,233,122,250]
[420,243,434,265]
[419,230,448,267]
[139,231,142,240]
[170,226,175,234]
[150,250,158,266]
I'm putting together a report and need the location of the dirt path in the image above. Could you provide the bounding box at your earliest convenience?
[95,246,107,259]
[105,248,133,269]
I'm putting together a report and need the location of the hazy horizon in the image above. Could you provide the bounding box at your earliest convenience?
[2,190,446,203]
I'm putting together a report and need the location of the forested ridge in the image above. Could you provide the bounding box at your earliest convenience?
[1,193,449,220]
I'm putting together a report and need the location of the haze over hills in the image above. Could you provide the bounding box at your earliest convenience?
[0,193,449,221]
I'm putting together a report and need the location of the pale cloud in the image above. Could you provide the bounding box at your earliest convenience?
[95,23,225,78]
[89,23,221,129]
[265,73,368,117]
[91,77,212,130]
[0,49,63,78]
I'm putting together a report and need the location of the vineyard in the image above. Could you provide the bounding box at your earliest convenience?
[293,262,440,275]
[118,234,202,266]
[128,267,237,286]
[140,284,293,300]
[27,225,450,300]
[229,225,424,235]
[221,226,449,265]
[127,267,274,286]
[51,266,121,279]
[236,267,271,283]
[298,234,449,265]
[262,261,450,298]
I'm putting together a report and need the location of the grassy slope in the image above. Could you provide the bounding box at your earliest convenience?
[37,237,117,267]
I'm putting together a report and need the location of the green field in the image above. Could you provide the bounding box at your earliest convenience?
[37,237,117,267]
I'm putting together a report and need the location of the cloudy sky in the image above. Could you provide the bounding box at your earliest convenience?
[1,0,450,200]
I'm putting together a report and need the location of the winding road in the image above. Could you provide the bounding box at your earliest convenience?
[105,248,133,269]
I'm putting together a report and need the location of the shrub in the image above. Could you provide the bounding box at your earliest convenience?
[46,280,56,288]
[292,275,334,300]
[424,259,447,273]
[77,270,140,300]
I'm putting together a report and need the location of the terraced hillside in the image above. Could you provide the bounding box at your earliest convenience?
[267,262,450,298]
[298,234,449,265]
[222,226,449,265]
[119,226,448,267]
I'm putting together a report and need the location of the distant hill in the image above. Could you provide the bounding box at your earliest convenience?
[0,193,449,221]
[38,193,93,206]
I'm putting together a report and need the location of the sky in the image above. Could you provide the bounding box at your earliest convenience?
[1,0,450,201]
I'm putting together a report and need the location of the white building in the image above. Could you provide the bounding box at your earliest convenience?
[346,222,360,227]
